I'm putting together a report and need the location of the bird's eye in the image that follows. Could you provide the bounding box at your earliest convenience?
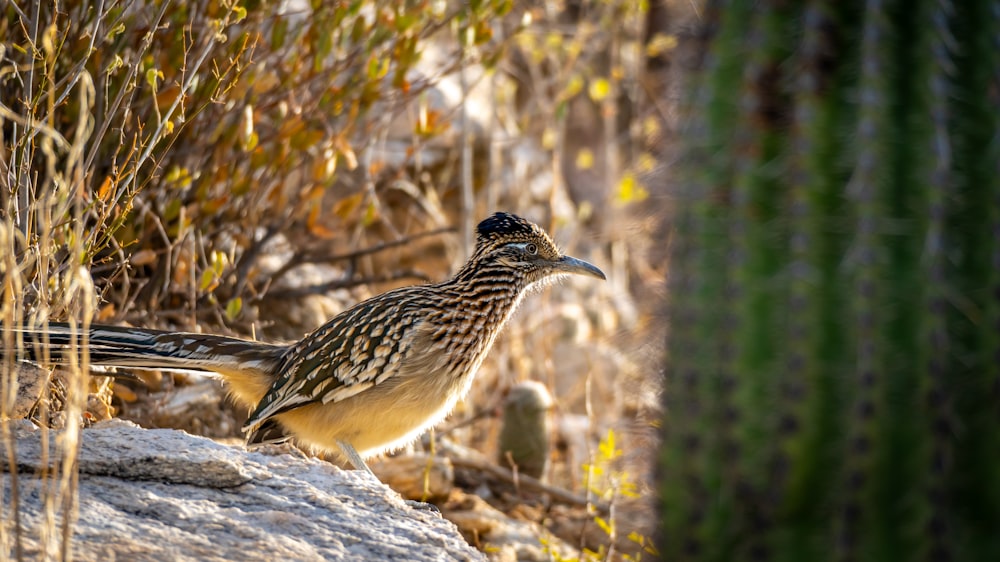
[525,243,538,255]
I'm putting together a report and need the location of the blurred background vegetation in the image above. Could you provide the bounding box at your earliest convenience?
[661,1,999,561]
[2,0,671,558]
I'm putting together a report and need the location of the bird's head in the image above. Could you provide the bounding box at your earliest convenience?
[468,212,606,286]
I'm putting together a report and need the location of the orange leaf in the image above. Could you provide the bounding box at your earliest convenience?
[332,192,364,220]
[155,85,183,108]
[97,176,114,203]
[96,303,117,321]
[306,203,337,239]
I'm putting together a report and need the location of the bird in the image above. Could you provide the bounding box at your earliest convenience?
[15,212,605,475]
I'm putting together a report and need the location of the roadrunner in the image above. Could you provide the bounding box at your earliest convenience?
[16,212,605,473]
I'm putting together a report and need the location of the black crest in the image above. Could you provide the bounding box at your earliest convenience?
[476,212,536,241]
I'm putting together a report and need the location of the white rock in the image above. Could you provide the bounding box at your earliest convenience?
[1,419,484,561]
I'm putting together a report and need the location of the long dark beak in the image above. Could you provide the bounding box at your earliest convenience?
[555,255,606,280]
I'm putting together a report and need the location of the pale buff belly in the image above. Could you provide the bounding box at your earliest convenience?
[271,366,475,459]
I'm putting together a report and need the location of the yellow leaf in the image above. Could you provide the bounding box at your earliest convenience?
[563,74,584,99]
[362,200,378,227]
[541,128,556,150]
[588,78,610,102]
[545,31,562,50]
[106,54,124,75]
[145,68,164,91]
[599,428,616,459]
[332,193,364,220]
[576,148,594,170]
[642,115,661,139]
[199,268,218,292]
[41,24,57,57]
[290,128,324,151]
[616,173,648,204]
[594,516,614,537]
[646,33,678,58]
[225,297,242,320]
[244,132,258,152]
[636,152,657,173]
[316,148,337,181]
[105,23,126,43]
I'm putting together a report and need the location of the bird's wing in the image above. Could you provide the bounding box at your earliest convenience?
[244,418,292,447]
[242,291,426,434]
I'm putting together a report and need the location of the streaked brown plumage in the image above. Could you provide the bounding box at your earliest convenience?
[17,212,605,472]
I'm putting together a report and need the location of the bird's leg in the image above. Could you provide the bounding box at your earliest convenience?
[336,439,438,512]
[336,439,375,475]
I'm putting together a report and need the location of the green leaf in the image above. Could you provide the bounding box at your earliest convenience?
[362,200,377,226]
[395,13,417,33]
[225,297,243,320]
[350,16,366,43]
[271,17,287,49]
[244,131,258,152]
[106,54,124,76]
[163,199,182,222]
[105,22,126,42]
[145,68,164,91]
[199,268,217,291]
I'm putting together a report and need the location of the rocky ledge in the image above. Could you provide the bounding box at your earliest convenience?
[0,419,483,561]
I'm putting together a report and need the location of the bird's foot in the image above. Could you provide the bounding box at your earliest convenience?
[405,499,440,512]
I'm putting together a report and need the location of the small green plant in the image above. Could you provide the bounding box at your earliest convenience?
[541,429,654,561]
[583,429,651,561]
[583,429,640,503]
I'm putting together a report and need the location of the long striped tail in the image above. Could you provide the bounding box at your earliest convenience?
[11,322,284,373]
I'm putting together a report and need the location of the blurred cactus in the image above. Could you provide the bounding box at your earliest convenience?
[660,1,1000,561]
[497,381,554,480]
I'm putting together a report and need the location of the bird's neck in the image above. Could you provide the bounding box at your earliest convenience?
[430,259,530,347]
[447,257,527,305]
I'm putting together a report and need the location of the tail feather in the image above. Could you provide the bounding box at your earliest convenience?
[11,322,287,379]
[7,321,292,435]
